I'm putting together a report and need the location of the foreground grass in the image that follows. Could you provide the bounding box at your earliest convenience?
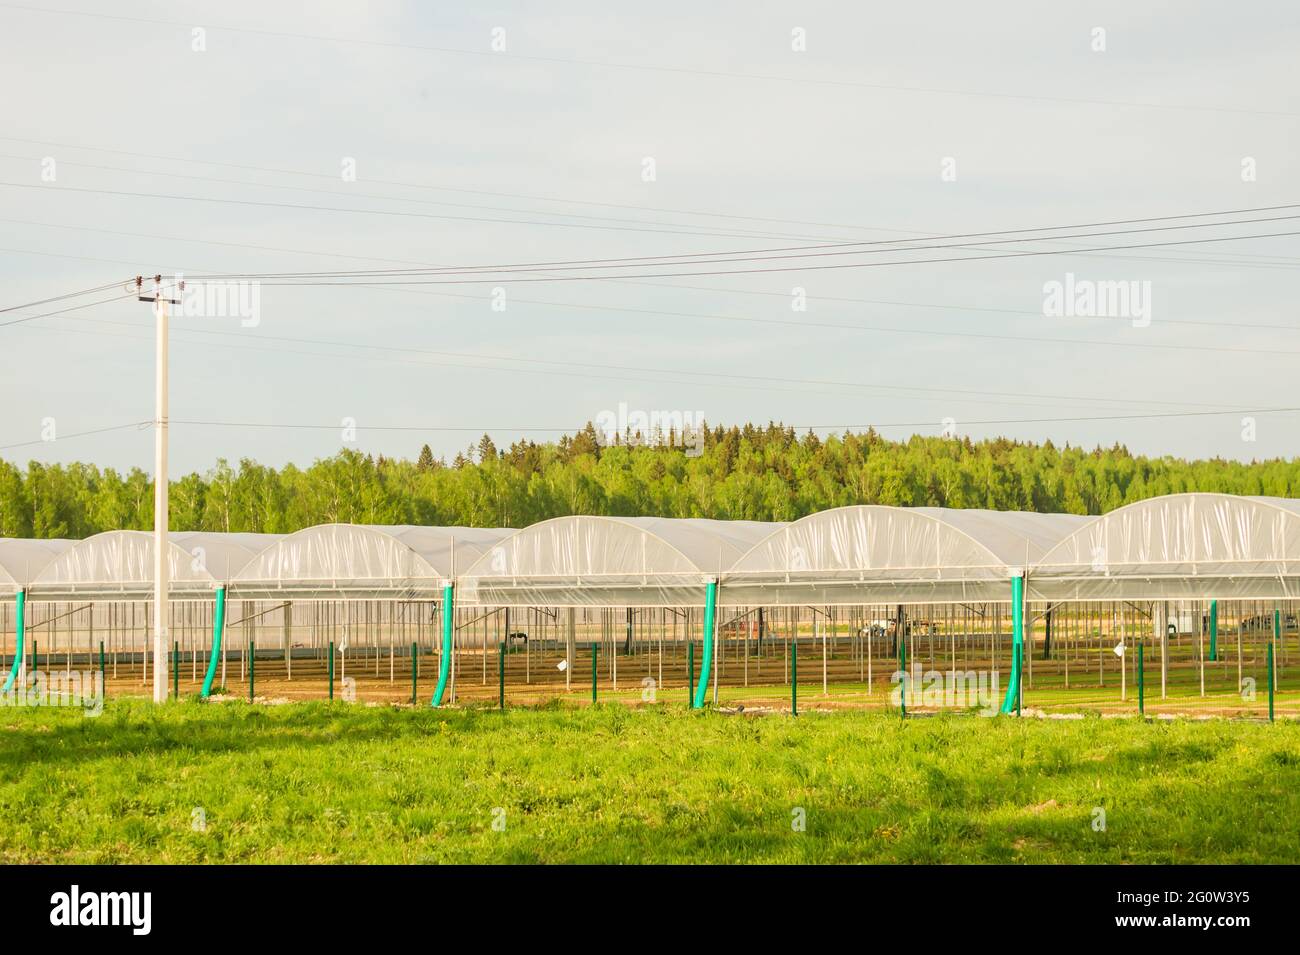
[1,701,1297,863]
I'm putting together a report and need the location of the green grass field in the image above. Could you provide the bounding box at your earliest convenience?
[1,700,1296,863]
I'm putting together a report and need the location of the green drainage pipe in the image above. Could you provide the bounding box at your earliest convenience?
[691,580,718,709]
[431,583,453,707]
[1000,575,1025,715]
[1208,600,1218,662]
[2,589,25,694]
[200,586,226,698]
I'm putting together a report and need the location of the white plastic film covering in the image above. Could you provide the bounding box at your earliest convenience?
[0,537,74,589]
[171,532,282,582]
[1030,493,1300,600]
[32,531,231,592]
[233,524,514,589]
[458,516,780,607]
[728,506,1089,580]
[11,494,1300,604]
[371,526,516,578]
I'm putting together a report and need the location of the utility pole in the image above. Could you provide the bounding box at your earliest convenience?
[137,275,180,703]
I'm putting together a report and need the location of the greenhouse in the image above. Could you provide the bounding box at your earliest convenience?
[0,493,1294,716]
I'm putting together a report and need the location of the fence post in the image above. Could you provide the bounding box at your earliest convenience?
[687,641,694,705]
[248,639,254,702]
[1208,600,1218,662]
[792,637,798,717]
[591,642,598,704]
[410,642,417,705]
[328,639,334,702]
[98,640,105,700]
[173,641,179,700]
[1017,644,1023,714]
[499,641,505,710]
[1268,641,1275,723]
[1137,641,1144,717]
[898,623,907,718]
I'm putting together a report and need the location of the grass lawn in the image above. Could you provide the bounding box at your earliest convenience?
[1,699,1297,863]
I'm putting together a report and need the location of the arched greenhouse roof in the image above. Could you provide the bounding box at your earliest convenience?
[28,530,281,595]
[1030,493,1300,601]
[232,524,515,595]
[459,515,782,607]
[722,506,1092,605]
[8,495,1300,605]
[0,538,74,590]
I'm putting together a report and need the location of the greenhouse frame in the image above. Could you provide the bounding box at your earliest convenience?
[0,493,1295,715]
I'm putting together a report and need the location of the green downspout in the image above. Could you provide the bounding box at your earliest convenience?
[200,585,226,698]
[691,580,717,709]
[1000,574,1025,715]
[1208,600,1218,662]
[431,583,454,707]
[2,588,25,694]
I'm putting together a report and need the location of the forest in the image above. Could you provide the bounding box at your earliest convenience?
[3,422,1298,539]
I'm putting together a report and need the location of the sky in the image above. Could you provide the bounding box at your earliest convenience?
[2,0,1300,477]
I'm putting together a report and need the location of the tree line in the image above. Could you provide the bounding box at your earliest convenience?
[2,422,1298,539]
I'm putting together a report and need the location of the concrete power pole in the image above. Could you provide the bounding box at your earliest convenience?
[137,275,180,703]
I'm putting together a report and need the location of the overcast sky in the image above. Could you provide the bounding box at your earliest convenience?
[2,0,1299,476]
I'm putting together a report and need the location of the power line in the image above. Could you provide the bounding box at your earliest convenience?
[13,255,1299,373]
[8,178,1297,278]
[0,419,151,452]
[187,212,1300,280]
[0,279,126,314]
[241,230,1300,285]
[10,151,1300,267]
[8,215,1300,333]
[0,291,134,328]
